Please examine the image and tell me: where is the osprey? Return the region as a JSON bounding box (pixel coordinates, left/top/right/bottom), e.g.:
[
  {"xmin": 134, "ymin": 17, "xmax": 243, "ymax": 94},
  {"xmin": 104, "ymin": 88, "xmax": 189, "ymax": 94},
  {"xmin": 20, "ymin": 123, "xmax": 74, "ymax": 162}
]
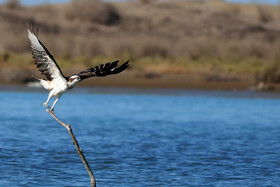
[{"xmin": 27, "ymin": 27, "xmax": 129, "ymax": 112}]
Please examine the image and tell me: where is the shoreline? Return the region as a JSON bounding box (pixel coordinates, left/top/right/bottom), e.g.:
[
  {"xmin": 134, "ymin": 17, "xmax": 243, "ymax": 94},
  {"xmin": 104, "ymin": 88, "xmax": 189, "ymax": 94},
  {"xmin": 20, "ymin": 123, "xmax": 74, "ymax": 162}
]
[
  {"xmin": 70, "ymin": 71, "xmax": 280, "ymax": 92},
  {"xmin": 1, "ymin": 71, "xmax": 280, "ymax": 92},
  {"xmin": 2, "ymin": 83, "xmax": 280, "ymax": 100}
]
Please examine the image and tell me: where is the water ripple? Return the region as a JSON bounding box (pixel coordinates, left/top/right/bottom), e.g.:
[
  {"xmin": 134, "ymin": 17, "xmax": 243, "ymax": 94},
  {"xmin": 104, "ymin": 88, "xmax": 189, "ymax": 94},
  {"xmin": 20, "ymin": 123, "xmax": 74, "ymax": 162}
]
[{"xmin": 0, "ymin": 90, "xmax": 280, "ymax": 186}]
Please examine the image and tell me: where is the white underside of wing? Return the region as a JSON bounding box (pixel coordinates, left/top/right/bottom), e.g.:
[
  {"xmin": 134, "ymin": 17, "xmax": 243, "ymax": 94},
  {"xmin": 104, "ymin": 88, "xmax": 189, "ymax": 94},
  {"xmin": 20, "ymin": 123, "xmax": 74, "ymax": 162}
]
[
  {"xmin": 46, "ymin": 56, "xmax": 65, "ymax": 80},
  {"xmin": 27, "ymin": 29, "xmax": 65, "ymax": 81}
]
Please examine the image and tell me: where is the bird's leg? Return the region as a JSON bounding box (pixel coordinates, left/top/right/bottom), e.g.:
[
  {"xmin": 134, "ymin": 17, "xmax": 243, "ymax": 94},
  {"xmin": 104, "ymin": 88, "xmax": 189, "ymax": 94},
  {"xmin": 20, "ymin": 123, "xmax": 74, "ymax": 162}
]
[
  {"xmin": 50, "ymin": 97, "xmax": 60, "ymax": 113},
  {"xmin": 42, "ymin": 93, "xmax": 52, "ymax": 108}
]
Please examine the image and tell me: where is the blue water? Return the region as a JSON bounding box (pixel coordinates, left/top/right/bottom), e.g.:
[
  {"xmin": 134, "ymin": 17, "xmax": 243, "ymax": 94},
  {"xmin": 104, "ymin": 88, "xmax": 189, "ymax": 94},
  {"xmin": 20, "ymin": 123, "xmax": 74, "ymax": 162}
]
[{"xmin": 0, "ymin": 86, "xmax": 280, "ymax": 186}]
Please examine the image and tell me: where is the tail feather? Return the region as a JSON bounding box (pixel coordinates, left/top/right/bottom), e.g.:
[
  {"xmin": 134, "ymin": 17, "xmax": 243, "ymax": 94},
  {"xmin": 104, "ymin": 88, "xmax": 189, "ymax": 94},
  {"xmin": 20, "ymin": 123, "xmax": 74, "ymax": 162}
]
[
  {"xmin": 40, "ymin": 79, "xmax": 52, "ymax": 90},
  {"xmin": 32, "ymin": 75, "xmax": 40, "ymax": 80}
]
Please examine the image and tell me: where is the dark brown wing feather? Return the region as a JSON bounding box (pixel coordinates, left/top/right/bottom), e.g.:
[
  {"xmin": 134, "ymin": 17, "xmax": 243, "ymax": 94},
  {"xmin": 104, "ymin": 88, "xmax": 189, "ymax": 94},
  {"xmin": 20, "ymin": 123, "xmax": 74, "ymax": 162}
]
[
  {"xmin": 27, "ymin": 26, "xmax": 65, "ymax": 81},
  {"xmin": 78, "ymin": 60, "xmax": 129, "ymax": 80}
]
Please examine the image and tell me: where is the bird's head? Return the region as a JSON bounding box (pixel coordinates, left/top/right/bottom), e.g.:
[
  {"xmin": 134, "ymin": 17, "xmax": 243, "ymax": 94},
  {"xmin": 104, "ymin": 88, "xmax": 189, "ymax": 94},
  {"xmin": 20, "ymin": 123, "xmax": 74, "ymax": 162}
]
[{"xmin": 67, "ymin": 75, "xmax": 81, "ymax": 88}]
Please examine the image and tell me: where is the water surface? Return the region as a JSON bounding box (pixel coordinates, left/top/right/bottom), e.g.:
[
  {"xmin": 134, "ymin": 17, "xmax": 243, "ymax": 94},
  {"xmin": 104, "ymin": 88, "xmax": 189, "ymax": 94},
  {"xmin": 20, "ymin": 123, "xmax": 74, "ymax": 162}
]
[{"xmin": 0, "ymin": 86, "xmax": 280, "ymax": 186}]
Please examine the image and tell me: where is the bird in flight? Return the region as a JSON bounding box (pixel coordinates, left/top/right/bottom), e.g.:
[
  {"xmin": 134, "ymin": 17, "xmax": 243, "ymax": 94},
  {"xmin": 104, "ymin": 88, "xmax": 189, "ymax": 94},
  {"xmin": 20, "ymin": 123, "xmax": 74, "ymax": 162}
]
[{"xmin": 27, "ymin": 27, "xmax": 129, "ymax": 112}]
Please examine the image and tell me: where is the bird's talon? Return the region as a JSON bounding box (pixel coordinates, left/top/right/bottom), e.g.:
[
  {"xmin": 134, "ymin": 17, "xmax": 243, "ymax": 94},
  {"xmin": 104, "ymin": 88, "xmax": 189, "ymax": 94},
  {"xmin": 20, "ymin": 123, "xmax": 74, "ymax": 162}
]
[{"xmin": 42, "ymin": 103, "xmax": 48, "ymax": 108}]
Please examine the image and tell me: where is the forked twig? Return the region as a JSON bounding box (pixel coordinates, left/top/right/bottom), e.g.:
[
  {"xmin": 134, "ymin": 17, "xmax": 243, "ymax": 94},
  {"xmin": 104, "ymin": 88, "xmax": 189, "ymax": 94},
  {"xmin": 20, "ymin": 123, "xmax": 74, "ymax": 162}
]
[{"xmin": 46, "ymin": 109, "xmax": 96, "ymax": 187}]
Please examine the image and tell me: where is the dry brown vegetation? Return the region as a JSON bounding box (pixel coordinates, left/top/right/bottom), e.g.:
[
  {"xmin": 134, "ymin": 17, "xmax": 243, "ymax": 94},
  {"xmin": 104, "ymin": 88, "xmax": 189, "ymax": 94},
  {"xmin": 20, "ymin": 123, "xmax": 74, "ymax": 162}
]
[{"xmin": 0, "ymin": 0, "xmax": 280, "ymax": 89}]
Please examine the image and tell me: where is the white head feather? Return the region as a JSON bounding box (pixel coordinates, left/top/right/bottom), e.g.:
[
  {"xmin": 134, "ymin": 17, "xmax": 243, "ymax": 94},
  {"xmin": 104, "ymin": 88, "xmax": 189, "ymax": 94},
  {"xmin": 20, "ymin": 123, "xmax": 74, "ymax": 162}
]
[{"xmin": 67, "ymin": 75, "xmax": 81, "ymax": 88}]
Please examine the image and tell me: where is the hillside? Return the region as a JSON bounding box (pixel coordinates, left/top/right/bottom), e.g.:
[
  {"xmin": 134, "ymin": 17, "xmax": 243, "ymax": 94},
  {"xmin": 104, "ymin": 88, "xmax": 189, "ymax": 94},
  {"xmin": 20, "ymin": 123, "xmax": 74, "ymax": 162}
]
[{"xmin": 0, "ymin": 0, "xmax": 280, "ymax": 90}]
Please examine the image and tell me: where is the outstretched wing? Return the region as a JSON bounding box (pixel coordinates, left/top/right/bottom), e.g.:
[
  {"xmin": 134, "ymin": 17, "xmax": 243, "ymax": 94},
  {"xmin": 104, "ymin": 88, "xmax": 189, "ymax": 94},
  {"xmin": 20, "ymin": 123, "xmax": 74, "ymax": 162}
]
[
  {"xmin": 27, "ymin": 27, "xmax": 65, "ymax": 81},
  {"xmin": 77, "ymin": 60, "xmax": 129, "ymax": 80}
]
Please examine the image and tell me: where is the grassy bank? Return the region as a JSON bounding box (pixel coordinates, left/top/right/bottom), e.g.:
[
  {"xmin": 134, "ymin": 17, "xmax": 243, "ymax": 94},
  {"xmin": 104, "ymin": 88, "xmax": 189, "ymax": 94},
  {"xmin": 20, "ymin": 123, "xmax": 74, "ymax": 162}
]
[
  {"xmin": 0, "ymin": 51, "xmax": 278, "ymax": 91},
  {"xmin": 0, "ymin": 51, "xmax": 278, "ymax": 78}
]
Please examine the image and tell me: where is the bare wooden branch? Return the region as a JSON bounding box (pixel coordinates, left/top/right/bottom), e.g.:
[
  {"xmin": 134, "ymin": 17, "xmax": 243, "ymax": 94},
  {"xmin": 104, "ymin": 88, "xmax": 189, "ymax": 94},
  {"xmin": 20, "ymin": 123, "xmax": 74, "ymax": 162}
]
[{"xmin": 46, "ymin": 109, "xmax": 96, "ymax": 187}]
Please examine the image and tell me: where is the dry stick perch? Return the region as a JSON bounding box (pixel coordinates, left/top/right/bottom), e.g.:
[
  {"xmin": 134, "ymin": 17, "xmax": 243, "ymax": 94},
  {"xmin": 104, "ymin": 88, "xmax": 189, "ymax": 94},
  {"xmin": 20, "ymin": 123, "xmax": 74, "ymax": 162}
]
[{"xmin": 46, "ymin": 109, "xmax": 96, "ymax": 187}]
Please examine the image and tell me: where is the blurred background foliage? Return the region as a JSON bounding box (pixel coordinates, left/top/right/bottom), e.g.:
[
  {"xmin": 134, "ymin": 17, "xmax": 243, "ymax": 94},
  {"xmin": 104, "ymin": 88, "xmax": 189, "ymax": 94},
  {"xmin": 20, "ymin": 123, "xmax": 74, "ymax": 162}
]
[{"xmin": 0, "ymin": 0, "xmax": 280, "ymax": 88}]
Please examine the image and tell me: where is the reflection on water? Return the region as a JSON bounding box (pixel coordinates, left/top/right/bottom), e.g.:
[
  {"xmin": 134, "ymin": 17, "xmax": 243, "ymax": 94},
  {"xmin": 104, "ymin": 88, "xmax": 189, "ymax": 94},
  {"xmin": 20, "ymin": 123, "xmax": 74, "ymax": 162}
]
[{"xmin": 0, "ymin": 86, "xmax": 280, "ymax": 186}]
